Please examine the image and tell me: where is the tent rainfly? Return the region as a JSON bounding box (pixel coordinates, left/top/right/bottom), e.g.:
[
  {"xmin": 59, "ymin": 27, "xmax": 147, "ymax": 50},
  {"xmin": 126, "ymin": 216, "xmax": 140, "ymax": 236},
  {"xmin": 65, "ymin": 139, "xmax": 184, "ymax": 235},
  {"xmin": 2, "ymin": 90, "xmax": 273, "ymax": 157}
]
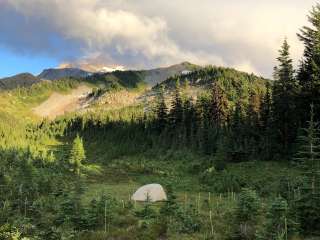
[{"xmin": 131, "ymin": 184, "xmax": 167, "ymax": 202}]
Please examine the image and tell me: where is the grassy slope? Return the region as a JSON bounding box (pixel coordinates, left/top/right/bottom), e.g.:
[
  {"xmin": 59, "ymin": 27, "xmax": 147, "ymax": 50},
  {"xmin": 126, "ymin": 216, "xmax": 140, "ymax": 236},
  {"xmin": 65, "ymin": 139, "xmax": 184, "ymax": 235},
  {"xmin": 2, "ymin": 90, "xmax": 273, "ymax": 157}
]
[
  {"xmin": 0, "ymin": 79, "xmax": 89, "ymax": 150},
  {"xmin": 0, "ymin": 79, "xmax": 82, "ymax": 121}
]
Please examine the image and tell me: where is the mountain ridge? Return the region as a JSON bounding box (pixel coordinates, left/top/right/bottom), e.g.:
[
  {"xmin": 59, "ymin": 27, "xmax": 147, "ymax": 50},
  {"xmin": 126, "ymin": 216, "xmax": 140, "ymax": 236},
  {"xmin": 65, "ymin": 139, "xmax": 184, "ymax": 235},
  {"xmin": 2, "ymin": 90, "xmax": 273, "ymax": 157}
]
[
  {"xmin": 0, "ymin": 62, "xmax": 266, "ymax": 91},
  {"xmin": 38, "ymin": 67, "xmax": 91, "ymax": 80},
  {"xmin": 37, "ymin": 62, "xmax": 201, "ymax": 86},
  {"xmin": 0, "ymin": 73, "xmax": 42, "ymax": 90}
]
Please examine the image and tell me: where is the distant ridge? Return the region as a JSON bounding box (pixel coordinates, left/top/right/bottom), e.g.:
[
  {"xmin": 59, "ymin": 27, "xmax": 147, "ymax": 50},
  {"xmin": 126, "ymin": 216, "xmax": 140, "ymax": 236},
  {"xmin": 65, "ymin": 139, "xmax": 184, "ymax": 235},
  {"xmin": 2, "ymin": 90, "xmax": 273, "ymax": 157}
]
[
  {"xmin": 38, "ymin": 62, "xmax": 201, "ymax": 86},
  {"xmin": 0, "ymin": 73, "xmax": 41, "ymax": 90},
  {"xmin": 0, "ymin": 62, "xmax": 202, "ymax": 91},
  {"xmin": 37, "ymin": 62, "xmax": 200, "ymax": 86},
  {"xmin": 38, "ymin": 68, "xmax": 91, "ymax": 80},
  {"xmin": 142, "ymin": 62, "xmax": 200, "ymax": 86}
]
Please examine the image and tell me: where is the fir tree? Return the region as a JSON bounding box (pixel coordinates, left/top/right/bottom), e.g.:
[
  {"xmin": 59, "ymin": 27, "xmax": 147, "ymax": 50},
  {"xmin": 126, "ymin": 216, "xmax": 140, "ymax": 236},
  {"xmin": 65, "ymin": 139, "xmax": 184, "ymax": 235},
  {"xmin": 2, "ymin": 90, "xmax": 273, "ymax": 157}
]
[
  {"xmin": 294, "ymin": 104, "xmax": 320, "ymax": 235},
  {"xmin": 209, "ymin": 82, "xmax": 227, "ymax": 127},
  {"xmin": 155, "ymin": 86, "xmax": 168, "ymax": 132},
  {"xmin": 246, "ymin": 92, "xmax": 261, "ymax": 157},
  {"xmin": 297, "ymin": 4, "xmax": 320, "ymax": 122},
  {"xmin": 260, "ymin": 83, "xmax": 273, "ymax": 159},
  {"xmin": 160, "ymin": 185, "xmax": 178, "ymax": 217},
  {"xmin": 69, "ymin": 135, "xmax": 86, "ymax": 176},
  {"xmin": 256, "ymin": 197, "xmax": 295, "ymax": 240},
  {"xmin": 234, "ymin": 188, "xmax": 260, "ymax": 239},
  {"xmin": 294, "ymin": 104, "xmax": 320, "ymax": 169},
  {"xmin": 273, "ymin": 39, "xmax": 299, "ymax": 155},
  {"xmin": 183, "ymin": 97, "xmax": 195, "ymax": 145},
  {"xmin": 247, "ymin": 92, "xmax": 260, "ymax": 129},
  {"xmin": 230, "ymin": 103, "xmax": 245, "ymax": 154},
  {"xmin": 170, "ymin": 79, "xmax": 183, "ymax": 127}
]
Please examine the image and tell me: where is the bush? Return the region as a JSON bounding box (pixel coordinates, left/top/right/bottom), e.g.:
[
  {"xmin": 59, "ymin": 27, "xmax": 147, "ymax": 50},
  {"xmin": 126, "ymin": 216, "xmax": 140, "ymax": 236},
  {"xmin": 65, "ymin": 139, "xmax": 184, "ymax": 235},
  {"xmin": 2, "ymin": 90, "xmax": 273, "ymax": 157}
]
[
  {"xmin": 200, "ymin": 169, "xmax": 245, "ymax": 193},
  {"xmin": 232, "ymin": 188, "xmax": 261, "ymax": 240},
  {"xmin": 236, "ymin": 188, "xmax": 260, "ymax": 222},
  {"xmin": 172, "ymin": 206, "xmax": 201, "ymax": 234}
]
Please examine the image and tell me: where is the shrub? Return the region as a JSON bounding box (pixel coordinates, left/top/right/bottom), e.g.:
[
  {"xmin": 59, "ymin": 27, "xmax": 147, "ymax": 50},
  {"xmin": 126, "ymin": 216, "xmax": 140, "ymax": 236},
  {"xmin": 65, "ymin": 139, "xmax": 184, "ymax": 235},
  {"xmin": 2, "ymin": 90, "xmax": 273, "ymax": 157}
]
[
  {"xmin": 200, "ymin": 169, "xmax": 245, "ymax": 193},
  {"xmin": 232, "ymin": 188, "xmax": 261, "ymax": 239},
  {"xmin": 256, "ymin": 196, "xmax": 299, "ymax": 240}
]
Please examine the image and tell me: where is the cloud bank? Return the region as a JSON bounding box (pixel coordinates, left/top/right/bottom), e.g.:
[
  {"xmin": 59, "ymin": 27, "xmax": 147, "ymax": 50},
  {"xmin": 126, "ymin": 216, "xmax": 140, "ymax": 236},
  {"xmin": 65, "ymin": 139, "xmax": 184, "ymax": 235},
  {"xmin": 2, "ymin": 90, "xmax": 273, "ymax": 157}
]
[{"xmin": 0, "ymin": 0, "xmax": 316, "ymax": 76}]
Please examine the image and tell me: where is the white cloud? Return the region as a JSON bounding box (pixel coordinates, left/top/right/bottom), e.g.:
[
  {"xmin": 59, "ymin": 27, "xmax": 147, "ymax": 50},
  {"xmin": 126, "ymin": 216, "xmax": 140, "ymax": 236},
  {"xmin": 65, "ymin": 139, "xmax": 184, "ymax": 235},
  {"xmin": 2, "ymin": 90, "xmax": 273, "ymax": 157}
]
[
  {"xmin": 1, "ymin": 0, "xmax": 317, "ymax": 76},
  {"xmin": 234, "ymin": 62, "xmax": 258, "ymax": 75}
]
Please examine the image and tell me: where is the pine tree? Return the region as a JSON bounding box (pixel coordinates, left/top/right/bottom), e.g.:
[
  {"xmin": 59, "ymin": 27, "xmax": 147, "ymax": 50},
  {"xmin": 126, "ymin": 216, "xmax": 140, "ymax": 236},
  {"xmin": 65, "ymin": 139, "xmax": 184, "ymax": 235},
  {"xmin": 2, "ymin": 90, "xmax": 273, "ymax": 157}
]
[
  {"xmin": 294, "ymin": 104, "xmax": 320, "ymax": 169},
  {"xmin": 294, "ymin": 104, "xmax": 320, "ymax": 235},
  {"xmin": 160, "ymin": 184, "xmax": 178, "ymax": 217},
  {"xmin": 168, "ymin": 79, "xmax": 184, "ymax": 146},
  {"xmin": 256, "ymin": 197, "xmax": 295, "ymax": 240},
  {"xmin": 230, "ymin": 103, "xmax": 245, "ymax": 154},
  {"xmin": 209, "ymin": 82, "xmax": 227, "ymax": 127},
  {"xmin": 246, "ymin": 92, "xmax": 261, "ymax": 157},
  {"xmin": 273, "ymin": 39, "xmax": 299, "ymax": 155},
  {"xmin": 69, "ymin": 135, "xmax": 86, "ymax": 176},
  {"xmin": 183, "ymin": 97, "xmax": 195, "ymax": 145},
  {"xmin": 213, "ymin": 137, "xmax": 228, "ymax": 171},
  {"xmin": 155, "ymin": 85, "xmax": 168, "ymax": 132},
  {"xmin": 297, "ymin": 4, "xmax": 320, "ymax": 122},
  {"xmin": 260, "ymin": 83, "xmax": 273, "ymax": 159},
  {"xmin": 197, "ymin": 95, "xmax": 212, "ymax": 154},
  {"xmin": 247, "ymin": 92, "xmax": 260, "ymax": 128},
  {"xmin": 170, "ymin": 79, "xmax": 183, "ymax": 127},
  {"xmin": 234, "ymin": 188, "xmax": 261, "ymax": 239}
]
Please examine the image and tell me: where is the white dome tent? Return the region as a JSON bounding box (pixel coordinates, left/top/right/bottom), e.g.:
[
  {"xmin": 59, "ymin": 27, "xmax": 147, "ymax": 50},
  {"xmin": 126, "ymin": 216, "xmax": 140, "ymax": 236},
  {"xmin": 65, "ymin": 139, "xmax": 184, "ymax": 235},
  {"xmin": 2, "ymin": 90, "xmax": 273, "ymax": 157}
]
[{"xmin": 131, "ymin": 184, "xmax": 167, "ymax": 202}]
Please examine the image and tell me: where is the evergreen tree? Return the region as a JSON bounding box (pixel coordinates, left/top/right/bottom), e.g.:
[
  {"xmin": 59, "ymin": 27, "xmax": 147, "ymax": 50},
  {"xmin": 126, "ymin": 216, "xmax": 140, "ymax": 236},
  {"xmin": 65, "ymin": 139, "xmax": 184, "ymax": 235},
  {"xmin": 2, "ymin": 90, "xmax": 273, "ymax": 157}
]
[
  {"xmin": 246, "ymin": 92, "xmax": 261, "ymax": 157},
  {"xmin": 294, "ymin": 104, "xmax": 320, "ymax": 169},
  {"xmin": 85, "ymin": 198, "xmax": 100, "ymax": 229},
  {"xmin": 256, "ymin": 197, "xmax": 295, "ymax": 240},
  {"xmin": 247, "ymin": 92, "xmax": 260, "ymax": 129},
  {"xmin": 69, "ymin": 135, "xmax": 86, "ymax": 176},
  {"xmin": 294, "ymin": 104, "xmax": 320, "ymax": 235},
  {"xmin": 234, "ymin": 188, "xmax": 260, "ymax": 239},
  {"xmin": 260, "ymin": 83, "xmax": 273, "ymax": 159},
  {"xmin": 170, "ymin": 79, "xmax": 183, "ymax": 127},
  {"xmin": 230, "ymin": 103, "xmax": 246, "ymax": 157},
  {"xmin": 197, "ymin": 96, "xmax": 212, "ymax": 154},
  {"xmin": 183, "ymin": 97, "xmax": 195, "ymax": 145},
  {"xmin": 155, "ymin": 86, "xmax": 168, "ymax": 132},
  {"xmin": 213, "ymin": 137, "xmax": 228, "ymax": 171},
  {"xmin": 273, "ymin": 39, "xmax": 299, "ymax": 155},
  {"xmin": 209, "ymin": 82, "xmax": 227, "ymax": 127},
  {"xmin": 160, "ymin": 185, "xmax": 178, "ymax": 217},
  {"xmin": 297, "ymin": 4, "xmax": 320, "ymax": 122}
]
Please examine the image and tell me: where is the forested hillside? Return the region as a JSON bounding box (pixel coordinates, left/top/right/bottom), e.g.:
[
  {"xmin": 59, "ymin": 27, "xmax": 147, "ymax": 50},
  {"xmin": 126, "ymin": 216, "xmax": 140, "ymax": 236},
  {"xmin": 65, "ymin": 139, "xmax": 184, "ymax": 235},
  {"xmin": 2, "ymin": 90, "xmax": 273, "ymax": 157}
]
[
  {"xmin": 0, "ymin": 73, "xmax": 42, "ymax": 90},
  {"xmin": 1, "ymin": 3, "xmax": 320, "ymax": 240}
]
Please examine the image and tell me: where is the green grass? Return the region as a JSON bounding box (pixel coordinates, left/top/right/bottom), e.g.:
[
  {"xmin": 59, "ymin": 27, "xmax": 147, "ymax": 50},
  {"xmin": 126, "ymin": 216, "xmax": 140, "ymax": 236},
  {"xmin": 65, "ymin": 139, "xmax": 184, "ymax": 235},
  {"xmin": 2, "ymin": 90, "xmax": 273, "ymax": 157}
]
[
  {"xmin": 81, "ymin": 153, "xmax": 300, "ymax": 205},
  {"xmin": 0, "ymin": 79, "xmax": 83, "ymax": 122},
  {"xmin": 80, "ymin": 158, "xmax": 239, "ymax": 239},
  {"xmin": 77, "ymin": 155, "xmax": 302, "ymax": 239}
]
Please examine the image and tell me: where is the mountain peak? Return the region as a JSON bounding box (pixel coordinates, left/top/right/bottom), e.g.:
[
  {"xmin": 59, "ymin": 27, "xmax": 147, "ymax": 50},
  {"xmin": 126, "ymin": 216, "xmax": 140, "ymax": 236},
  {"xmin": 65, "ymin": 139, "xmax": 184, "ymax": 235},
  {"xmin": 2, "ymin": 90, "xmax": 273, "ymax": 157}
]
[
  {"xmin": 0, "ymin": 72, "xmax": 41, "ymax": 90},
  {"xmin": 38, "ymin": 68, "xmax": 91, "ymax": 80}
]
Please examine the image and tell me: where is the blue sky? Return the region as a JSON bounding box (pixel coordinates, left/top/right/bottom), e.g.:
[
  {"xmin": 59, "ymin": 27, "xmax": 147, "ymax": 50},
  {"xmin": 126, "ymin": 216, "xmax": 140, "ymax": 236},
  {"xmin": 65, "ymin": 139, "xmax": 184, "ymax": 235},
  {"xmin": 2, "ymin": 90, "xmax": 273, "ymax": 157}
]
[
  {"xmin": 0, "ymin": 0, "xmax": 317, "ymax": 78},
  {"xmin": 0, "ymin": 47, "xmax": 58, "ymax": 78}
]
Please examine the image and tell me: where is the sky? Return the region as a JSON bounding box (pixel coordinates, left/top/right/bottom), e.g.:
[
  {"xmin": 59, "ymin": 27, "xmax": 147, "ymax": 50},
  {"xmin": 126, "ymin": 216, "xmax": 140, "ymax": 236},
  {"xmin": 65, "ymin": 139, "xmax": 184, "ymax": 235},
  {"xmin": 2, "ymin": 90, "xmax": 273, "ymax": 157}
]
[{"xmin": 0, "ymin": 0, "xmax": 317, "ymax": 78}]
